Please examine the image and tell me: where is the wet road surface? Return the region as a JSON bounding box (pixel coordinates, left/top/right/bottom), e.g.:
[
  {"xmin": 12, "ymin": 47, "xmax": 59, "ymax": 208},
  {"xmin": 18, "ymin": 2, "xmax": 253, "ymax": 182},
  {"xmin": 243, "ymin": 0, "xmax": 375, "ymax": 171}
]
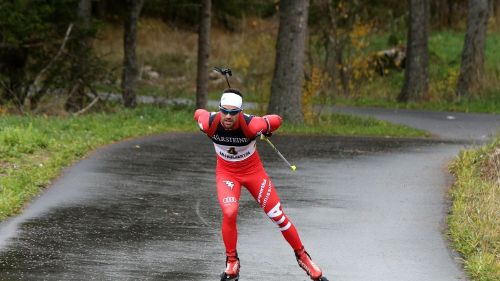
[
  {"xmin": 330, "ymin": 106, "xmax": 500, "ymax": 142},
  {"xmin": 0, "ymin": 108, "xmax": 498, "ymax": 281}
]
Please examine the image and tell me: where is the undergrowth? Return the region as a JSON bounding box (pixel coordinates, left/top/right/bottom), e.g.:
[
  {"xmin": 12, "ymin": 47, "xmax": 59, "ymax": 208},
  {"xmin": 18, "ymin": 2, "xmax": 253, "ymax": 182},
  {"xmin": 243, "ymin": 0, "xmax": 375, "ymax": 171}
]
[{"xmin": 448, "ymin": 135, "xmax": 500, "ymax": 281}]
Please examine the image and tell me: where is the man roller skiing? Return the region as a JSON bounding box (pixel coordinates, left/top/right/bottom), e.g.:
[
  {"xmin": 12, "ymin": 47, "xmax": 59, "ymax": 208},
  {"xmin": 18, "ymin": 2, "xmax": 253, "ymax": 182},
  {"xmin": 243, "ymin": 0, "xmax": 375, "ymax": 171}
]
[{"xmin": 194, "ymin": 88, "xmax": 329, "ymax": 281}]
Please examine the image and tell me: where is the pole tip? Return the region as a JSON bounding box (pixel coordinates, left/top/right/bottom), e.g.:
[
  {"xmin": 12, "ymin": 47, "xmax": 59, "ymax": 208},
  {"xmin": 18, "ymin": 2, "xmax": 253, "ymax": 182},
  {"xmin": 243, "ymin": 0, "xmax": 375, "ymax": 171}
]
[{"xmin": 290, "ymin": 165, "xmax": 297, "ymax": 171}]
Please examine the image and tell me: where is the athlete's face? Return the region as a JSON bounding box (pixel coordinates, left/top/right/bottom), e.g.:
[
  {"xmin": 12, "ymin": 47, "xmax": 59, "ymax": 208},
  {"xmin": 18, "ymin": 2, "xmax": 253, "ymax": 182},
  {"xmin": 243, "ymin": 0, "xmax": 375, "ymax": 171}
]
[{"xmin": 220, "ymin": 105, "xmax": 241, "ymax": 130}]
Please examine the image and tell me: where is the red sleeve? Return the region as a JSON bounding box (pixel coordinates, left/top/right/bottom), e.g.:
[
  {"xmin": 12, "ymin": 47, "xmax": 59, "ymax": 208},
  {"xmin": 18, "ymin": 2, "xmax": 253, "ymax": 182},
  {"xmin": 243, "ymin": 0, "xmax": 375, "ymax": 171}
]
[
  {"xmin": 247, "ymin": 114, "xmax": 282, "ymax": 136},
  {"xmin": 194, "ymin": 109, "xmax": 210, "ymax": 133},
  {"xmin": 263, "ymin": 114, "xmax": 282, "ymax": 132}
]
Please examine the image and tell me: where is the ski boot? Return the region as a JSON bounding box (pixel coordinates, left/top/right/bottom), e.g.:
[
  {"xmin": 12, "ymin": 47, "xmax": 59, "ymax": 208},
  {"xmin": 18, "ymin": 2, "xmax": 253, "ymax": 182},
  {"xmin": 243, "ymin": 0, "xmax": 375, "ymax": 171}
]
[
  {"xmin": 295, "ymin": 247, "xmax": 329, "ymax": 281},
  {"xmin": 220, "ymin": 253, "xmax": 240, "ymax": 281}
]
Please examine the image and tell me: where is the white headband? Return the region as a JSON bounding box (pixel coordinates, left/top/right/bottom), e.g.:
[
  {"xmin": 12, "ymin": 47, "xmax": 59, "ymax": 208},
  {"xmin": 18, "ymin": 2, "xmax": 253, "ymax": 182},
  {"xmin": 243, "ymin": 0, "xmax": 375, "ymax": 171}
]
[{"xmin": 220, "ymin": 92, "xmax": 242, "ymax": 108}]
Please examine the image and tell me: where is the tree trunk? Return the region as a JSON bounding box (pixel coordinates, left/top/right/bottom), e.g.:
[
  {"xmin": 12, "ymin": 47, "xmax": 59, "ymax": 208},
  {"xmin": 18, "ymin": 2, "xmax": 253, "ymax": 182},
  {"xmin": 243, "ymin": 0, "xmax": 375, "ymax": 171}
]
[
  {"xmin": 268, "ymin": 0, "xmax": 309, "ymax": 123},
  {"xmin": 398, "ymin": 0, "xmax": 429, "ymax": 102},
  {"xmin": 196, "ymin": 0, "xmax": 211, "ymax": 109},
  {"xmin": 456, "ymin": 0, "xmax": 489, "ymax": 97},
  {"xmin": 122, "ymin": 0, "xmax": 144, "ymax": 108}
]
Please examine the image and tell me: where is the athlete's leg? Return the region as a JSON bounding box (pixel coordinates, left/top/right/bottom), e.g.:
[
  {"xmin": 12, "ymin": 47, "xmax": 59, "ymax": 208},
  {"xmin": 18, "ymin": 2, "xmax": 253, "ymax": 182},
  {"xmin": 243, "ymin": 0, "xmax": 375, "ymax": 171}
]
[
  {"xmin": 242, "ymin": 170, "xmax": 303, "ymax": 251},
  {"xmin": 243, "ymin": 171, "xmax": 327, "ymax": 280},
  {"xmin": 216, "ymin": 173, "xmax": 242, "ymax": 256}
]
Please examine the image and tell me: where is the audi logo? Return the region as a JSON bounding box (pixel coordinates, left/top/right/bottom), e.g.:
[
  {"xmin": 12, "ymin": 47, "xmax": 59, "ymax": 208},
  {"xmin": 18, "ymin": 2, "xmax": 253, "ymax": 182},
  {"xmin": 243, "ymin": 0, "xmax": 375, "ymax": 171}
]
[{"xmin": 223, "ymin": 197, "xmax": 237, "ymax": 204}]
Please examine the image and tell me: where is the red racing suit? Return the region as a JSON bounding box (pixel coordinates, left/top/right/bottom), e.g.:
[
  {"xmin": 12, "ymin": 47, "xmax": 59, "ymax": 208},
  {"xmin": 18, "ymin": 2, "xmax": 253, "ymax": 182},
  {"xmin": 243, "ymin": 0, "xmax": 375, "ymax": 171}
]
[{"xmin": 194, "ymin": 109, "xmax": 304, "ymax": 256}]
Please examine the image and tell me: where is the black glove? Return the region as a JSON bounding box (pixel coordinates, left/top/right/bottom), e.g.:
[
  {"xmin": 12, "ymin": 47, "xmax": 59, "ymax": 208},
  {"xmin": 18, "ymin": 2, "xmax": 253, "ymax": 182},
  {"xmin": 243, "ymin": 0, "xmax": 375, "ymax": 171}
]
[
  {"xmin": 263, "ymin": 131, "xmax": 272, "ymax": 137},
  {"xmin": 257, "ymin": 131, "xmax": 272, "ymax": 138}
]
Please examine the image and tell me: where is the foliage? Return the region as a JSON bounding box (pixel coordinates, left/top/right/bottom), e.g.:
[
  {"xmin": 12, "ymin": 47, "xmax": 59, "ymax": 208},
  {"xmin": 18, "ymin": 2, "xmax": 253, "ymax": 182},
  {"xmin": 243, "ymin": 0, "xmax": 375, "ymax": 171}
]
[
  {"xmin": 309, "ymin": 0, "xmax": 407, "ymax": 30},
  {"xmin": 93, "ymin": 17, "xmax": 279, "ymax": 104},
  {"xmin": 227, "ymin": 29, "xmax": 276, "ymax": 110},
  {"xmin": 0, "ymin": 0, "xmax": 108, "ymax": 112},
  {"xmin": 138, "ymin": 0, "xmax": 277, "ymax": 29},
  {"xmin": 0, "ymin": 1, "xmax": 56, "ymax": 45},
  {"xmin": 0, "ymin": 0, "xmax": 62, "ymax": 107},
  {"xmin": 430, "ymin": 0, "xmax": 468, "ymax": 29},
  {"xmin": 1, "ymin": 0, "xmax": 497, "ymax": 114},
  {"xmin": 302, "ymin": 67, "xmax": 329, "ymax": 124},
  {"xmin": 344, "ymin": 20, "xmax": 379, "ymax": 92},
  {"xmin": 92, "ymin": 16, "xmax": 500, "ymax": 114},
  {"xmin": 449, "ymin": 135, "xmax": 500, "ymax": 281},
  {"xmin": 308, "ymin": 0, "xmax": 382, "ymax": 102},
  {"xmin": 332, "ymin": 30, "xmax": 500, "ymax": 113}
]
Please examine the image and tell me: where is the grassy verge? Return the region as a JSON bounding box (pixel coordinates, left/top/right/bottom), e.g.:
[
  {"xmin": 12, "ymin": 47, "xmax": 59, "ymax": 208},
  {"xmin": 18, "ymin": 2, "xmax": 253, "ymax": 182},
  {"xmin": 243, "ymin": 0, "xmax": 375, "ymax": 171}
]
[
  {"xmin": 281, "ymin": 113, "xmax": 428, "ymax": 138},
  {"xmin": 448, "ymin": 135, "xmax": 500, "ymax": 281},
  {"xmin": 334, "ymin": 91, "xmax": 500, "ymax": 114},
  {"xmin": 0, "ymin": 106, "xmax": 427, "ymax": 221},
  {"xmin": 0, "ymin": 106, "xmax": 195, "ymax": 221}
]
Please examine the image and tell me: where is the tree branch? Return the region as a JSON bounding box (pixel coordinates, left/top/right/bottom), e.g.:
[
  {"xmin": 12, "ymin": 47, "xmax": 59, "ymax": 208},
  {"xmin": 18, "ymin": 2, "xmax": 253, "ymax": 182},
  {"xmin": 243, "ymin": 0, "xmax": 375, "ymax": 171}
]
[
  {"xmin": 25, "ymin": 23, "xmax": 74, "ymax": 102},
  {"xmin": 73, "ymin": 95, "xmax": 99, "ymax": 116}
]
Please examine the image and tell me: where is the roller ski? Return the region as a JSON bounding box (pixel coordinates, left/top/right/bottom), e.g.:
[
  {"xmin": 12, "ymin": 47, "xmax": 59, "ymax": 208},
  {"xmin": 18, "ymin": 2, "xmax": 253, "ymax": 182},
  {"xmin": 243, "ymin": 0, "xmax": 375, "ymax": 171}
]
[
  {"xmin": 220, "ymin": 253, "xmax": 240, "ymax": 281},
  {"xmin": 295, "ymin": 247, "xmax": 329, "ymax": 281}
]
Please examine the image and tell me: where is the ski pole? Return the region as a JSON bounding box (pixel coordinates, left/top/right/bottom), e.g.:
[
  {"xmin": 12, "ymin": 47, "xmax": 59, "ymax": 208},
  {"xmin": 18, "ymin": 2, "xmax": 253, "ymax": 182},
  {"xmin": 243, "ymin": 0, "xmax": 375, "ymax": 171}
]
[
  {"xmin": 260, "ymin": 134, "xmax": 297, "ymax": 171},
  {"xmin": 213, "ymin": 67, "xmax": 232, "ymax": 88}
]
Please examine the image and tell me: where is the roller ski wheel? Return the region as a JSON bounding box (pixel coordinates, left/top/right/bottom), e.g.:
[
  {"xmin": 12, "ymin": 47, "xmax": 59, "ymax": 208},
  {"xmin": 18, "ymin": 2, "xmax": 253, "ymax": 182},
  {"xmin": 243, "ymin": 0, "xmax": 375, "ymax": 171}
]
[
  {"xmin": 220, "ymin": 254, "xmax": 240, "ymax": 281},
  {"xmin": 295, "ymin": 247, "xmax": 325, "ymax": 281},
  {"xmin": 220, "ymin": 272, "xmax": 239, "ymax": 281},
  {"xmin": 310, "ymin": 275, "xmax": 329, "ymax": 281}
]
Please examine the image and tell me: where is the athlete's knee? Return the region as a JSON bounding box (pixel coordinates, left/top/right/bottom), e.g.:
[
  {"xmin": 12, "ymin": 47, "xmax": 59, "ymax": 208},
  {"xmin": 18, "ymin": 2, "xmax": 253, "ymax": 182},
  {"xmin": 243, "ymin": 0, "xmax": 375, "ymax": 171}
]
[
  {"xmin": 222, "ymin": 204, "xmax": 239, "ymax": 223},
  {"xmin": 266, "ymin": 202, "xmax": 292, "ymax": 231}
]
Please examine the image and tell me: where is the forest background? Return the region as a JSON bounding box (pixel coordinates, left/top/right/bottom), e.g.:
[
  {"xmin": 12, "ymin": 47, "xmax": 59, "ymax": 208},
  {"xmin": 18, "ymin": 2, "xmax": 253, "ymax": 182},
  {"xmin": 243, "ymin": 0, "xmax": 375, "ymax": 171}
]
[
  {"xmin": 1, "ymin": 0, "xmax": 499, "ymax": 118},
  {"xmin": 0, "ymin": 1, "xmax": 499, "ymax": 280}
]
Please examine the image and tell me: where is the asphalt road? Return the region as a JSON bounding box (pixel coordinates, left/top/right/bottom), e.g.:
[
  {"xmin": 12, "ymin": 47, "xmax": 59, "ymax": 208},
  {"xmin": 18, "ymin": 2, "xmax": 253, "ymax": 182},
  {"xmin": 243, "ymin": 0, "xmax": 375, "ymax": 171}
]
[
  {"xmin": 330, "ymin": 106, "xmax": 500, "ymax": 143},
  {"xmin": 0, "ymin": 108, "xmax": 498, "ymax": 281}
]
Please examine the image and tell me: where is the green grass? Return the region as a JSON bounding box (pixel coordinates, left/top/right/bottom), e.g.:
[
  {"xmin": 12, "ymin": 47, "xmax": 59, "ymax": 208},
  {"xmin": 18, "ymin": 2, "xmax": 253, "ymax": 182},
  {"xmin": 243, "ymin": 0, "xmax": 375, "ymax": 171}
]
[
  {"xmin": 0, "ymin": 106, "xmax": 428, "ymax": 221},
  {"xmin": 281, "ymin": 113, "xmax": 428, "ymax": 138},
  {"xmin": 0, "ymin": 106, "xmax": 195, "ymax": 221},
  {"xmin": 448, "ymin": 135, "xmax": 500, "ymax": 281},
  {"xmin": 334, "ymin": 91, "xmax": 500, "ymax": 114}
]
